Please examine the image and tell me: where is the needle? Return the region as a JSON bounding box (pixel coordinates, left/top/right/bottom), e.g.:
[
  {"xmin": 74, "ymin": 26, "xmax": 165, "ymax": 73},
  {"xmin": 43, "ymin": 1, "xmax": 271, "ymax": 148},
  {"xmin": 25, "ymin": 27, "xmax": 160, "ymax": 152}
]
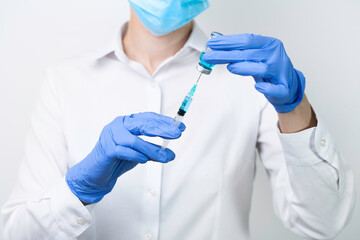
[{"xmin": 196, "ymin": 72, "xmax": 203, "ymax": 83}]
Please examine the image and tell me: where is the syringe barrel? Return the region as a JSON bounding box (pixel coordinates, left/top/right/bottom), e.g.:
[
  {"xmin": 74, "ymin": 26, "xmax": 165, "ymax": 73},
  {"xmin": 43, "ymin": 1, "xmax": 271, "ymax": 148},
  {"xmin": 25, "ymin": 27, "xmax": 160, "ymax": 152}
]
[
  {"xmin": 179, "ymin": 95, "xmax": 193, "ymax": 113},
  {"xmin": 161, "ymin": 114, "xmax": 184, "ymax": 150}
]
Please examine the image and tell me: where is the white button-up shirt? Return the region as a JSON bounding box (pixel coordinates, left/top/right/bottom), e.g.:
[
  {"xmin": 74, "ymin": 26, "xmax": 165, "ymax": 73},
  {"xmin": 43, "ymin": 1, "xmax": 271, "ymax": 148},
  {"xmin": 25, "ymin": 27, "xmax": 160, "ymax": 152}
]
[{"xmin": 1, "ymin": 22, "xmax": 355, "ymax": 240}]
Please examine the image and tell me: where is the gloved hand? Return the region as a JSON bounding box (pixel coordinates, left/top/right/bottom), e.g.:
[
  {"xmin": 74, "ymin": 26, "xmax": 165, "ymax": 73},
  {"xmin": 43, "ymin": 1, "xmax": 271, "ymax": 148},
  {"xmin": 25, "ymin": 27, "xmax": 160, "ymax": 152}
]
[
  {"xmin": 66, "ymin": 112, "xmax": 185, "ymax": 204},
  {"xmin": 203, "ymin": 34, "xmax": 306, "ymax": 113}
]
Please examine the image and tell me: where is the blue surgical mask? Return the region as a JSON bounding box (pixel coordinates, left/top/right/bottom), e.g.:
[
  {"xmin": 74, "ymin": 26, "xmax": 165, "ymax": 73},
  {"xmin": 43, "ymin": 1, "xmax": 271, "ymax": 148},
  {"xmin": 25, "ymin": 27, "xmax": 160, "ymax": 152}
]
[{"xmin": 128, "ymin": 0, "xmax": 210, "ymax": 36}]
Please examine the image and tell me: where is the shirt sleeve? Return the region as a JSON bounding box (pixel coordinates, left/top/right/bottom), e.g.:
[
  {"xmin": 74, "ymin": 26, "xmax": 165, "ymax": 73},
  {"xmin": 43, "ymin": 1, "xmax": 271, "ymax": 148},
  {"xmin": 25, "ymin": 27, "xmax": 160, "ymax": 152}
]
[
  {"xmin": 257, "ymin": 102, "xmax": 355, "ymax": 240},
  {"xmin": 1, "ymin": 68, "xmax": 92, "ymax": 240}
]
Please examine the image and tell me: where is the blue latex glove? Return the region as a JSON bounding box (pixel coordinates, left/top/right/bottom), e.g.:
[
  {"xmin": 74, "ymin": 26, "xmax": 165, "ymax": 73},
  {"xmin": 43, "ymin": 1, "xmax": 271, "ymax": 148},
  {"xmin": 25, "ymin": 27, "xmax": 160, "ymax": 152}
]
[
  {"xmin": 203, "ymin": 34, "xmax": 306, "ymax": 113},
  {"xmin": 66, "ymin": 112, "xmax": 186, "ymax": 204}
]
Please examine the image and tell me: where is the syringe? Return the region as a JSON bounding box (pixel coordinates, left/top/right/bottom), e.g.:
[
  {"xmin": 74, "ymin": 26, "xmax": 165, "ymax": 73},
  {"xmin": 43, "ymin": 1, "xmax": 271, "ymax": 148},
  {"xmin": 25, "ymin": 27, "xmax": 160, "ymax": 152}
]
[
  {"xmin": 161, "ymin": 77, "xmax": 199, "ymax": 150},
  {"xmin": 160, "ymin": 31, "xmax": 223, "ymax": 150}
]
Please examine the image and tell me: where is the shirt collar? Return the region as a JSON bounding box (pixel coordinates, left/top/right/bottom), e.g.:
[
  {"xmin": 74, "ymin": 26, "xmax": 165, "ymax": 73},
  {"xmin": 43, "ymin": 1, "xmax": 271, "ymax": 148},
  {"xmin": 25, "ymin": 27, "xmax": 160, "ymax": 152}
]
[{"xmin": 95, "ymin": 21, "xmax": 208, "ymax": 61}]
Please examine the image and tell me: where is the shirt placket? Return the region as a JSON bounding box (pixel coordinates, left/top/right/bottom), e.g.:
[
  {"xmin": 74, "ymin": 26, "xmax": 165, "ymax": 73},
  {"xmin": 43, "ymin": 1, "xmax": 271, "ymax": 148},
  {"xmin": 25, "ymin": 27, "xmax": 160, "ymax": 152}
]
[
  {"xmin": 115, "ymin": 48, "xmax": 187, "ymax": 240},
  {"xmin": 141, "ymin": 74, "xmax": 163, "ymax": 240}
]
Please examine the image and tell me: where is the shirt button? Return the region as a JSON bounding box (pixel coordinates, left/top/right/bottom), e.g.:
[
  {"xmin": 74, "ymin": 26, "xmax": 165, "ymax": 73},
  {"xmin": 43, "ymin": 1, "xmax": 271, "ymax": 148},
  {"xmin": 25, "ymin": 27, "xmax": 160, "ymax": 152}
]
[
  {"xmin": 320, "ymin": 138, "xmax": 326, "ymax": 147},
  {"xmin": 148, "ymin": 189, "xmax": 157, "ymax": 197},
  {"xmin": 145, "ymin": 232, "xmax": 153, "ymax": 240},
  {"xmin": 151, "ymin": 81, "xmax": 156, "ymax": 88},
  {"xmin": 77, "ymin": 217, "xmax": 85, "ymax": 225}
]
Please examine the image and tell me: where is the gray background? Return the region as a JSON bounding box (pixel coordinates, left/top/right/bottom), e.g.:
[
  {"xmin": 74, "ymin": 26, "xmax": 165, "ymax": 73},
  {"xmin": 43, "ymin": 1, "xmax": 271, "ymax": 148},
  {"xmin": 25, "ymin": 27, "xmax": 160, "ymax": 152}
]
[{"xmin": 0, "ymin": 0, "xmax": 359, "ymax": 239}]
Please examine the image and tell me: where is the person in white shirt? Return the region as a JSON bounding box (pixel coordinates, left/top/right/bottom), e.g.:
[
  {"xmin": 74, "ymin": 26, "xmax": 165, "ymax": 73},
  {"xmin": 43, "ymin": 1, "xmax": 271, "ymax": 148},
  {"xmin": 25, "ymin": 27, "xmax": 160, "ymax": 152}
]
[{"xmin": 1, "ymin": 1, "xmax": 355, "ymax": 239}]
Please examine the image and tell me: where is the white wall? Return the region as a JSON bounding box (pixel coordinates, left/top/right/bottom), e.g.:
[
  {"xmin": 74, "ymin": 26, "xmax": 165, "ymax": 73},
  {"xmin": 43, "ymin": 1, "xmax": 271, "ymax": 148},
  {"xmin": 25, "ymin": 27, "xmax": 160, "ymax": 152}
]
[{"xmin": 0, "ymin": 0, "xmax": 359, "ymax": 239}]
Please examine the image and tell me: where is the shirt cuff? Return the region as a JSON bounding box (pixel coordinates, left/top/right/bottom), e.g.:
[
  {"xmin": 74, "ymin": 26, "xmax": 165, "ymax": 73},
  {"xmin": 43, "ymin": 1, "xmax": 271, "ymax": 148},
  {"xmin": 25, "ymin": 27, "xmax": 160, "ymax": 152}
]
[
  {"xmin": 45, "ymin": 177, "xmax": 93, "ymax": 238},
  {"xmin": 278, "ymin": 120, "xmax": 335, "ymax": 166}
]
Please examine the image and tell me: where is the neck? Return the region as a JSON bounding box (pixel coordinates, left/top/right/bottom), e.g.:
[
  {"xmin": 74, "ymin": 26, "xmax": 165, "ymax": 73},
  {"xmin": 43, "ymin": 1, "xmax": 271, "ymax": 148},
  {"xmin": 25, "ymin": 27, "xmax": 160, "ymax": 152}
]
[{"xmin": 123, "ymin": 9, "xmax": 193, "ymax": 75}]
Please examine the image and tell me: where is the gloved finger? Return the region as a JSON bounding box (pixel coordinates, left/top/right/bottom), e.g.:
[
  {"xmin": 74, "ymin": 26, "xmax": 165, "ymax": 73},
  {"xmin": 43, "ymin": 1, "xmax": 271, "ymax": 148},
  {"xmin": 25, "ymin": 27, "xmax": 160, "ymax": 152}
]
[
  {"xmin": 226, "ymin": 62, "xmax": 271, "ymax": 78},
  {"xmin": 153, "ymin": 147, "xmax": 175, "ymax": 163},
  {"xmin": 254, "ymin": 82, "xmax": 289, "ymax": 99},
  {"xmin": 207, "ymin": 34, "xmax": 275, "ymax": 50},
  {"xmin": 113, "ymin": 145, "xmax": 149, "ymax": 164},
  {"xmin": 127, "ymin": 112, "xmax": 186, "ymax": 132},
  {"xmin": 126, "ymin": 118, "xmax": 183, "ymax": 139},
  {"xmin": 129, "ymin": 136, "xmax": 176, "ymax": 163},
  {"xmin": 124, "ymin": 113, "xmax": 185, "ymax": 139},
  {"xmin": 132, "ymin": 112, "xmax": 186, "ymax": 131},
  {"xmin": 202, "ymin": 49, "xmax": 268, "ymax": 64}
]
